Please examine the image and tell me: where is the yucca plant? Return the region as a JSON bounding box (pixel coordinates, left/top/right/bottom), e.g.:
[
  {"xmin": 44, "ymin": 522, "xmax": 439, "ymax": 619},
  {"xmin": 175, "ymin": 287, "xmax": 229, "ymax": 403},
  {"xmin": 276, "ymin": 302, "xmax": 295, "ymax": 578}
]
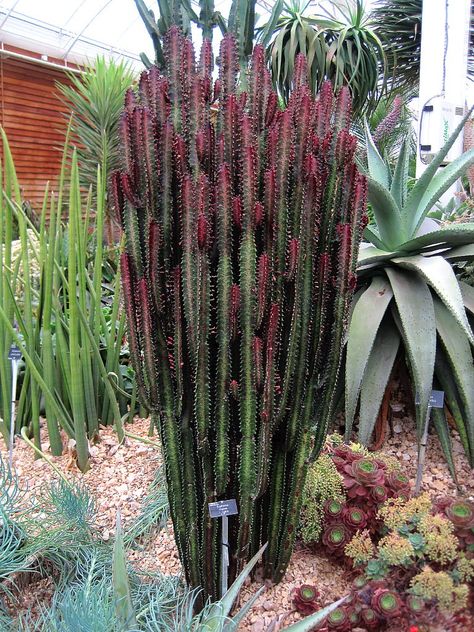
[
  {"xmin": 113, "ymin": 26, "xmax": 365, "ymax": 603},
  {"xmin": 259, "ymin": 0, "xmax": 387, "ymax": 116},
  {"xmin": 345, "ymin": 111, "xmax": 474, "ymax": 470},
  {"xmin": 0, "ymin": 131, "xmax": 128, "ymax": 471}
]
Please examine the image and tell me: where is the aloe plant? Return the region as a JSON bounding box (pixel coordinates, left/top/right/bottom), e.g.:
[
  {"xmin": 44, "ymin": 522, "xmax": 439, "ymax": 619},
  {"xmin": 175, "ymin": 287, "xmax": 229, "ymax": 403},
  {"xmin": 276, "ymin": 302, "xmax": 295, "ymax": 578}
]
[
  {"xmin": 345, "ymin": 110, "xmax": 474, "ymax": 470},
  {"xmin": 114, "ymin": 26, "xmax": 365, "ymax": 603}
]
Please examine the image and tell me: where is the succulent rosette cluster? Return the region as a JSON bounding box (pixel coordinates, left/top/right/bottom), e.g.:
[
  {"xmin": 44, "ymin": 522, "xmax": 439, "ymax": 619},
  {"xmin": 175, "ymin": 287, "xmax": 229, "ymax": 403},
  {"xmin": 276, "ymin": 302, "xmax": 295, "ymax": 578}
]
[
  {"xmin": 321, "ymin": 444, "xmax": 412, "ymax": 556},
  {"xmin": 440, "ymin": 498, "xmax": 474, "ymax": 551},
  {"xmin": 292, "ymin": 584, "xmax": 321, "ymax": 615}
]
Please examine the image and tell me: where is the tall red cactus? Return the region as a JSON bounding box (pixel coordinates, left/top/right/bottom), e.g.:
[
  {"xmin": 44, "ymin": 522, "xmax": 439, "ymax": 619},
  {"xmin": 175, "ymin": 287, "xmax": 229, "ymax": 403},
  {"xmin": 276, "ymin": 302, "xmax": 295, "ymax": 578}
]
[{"xmin": 113, "ymin": 27, "xmax": 366, "ymax": 604}]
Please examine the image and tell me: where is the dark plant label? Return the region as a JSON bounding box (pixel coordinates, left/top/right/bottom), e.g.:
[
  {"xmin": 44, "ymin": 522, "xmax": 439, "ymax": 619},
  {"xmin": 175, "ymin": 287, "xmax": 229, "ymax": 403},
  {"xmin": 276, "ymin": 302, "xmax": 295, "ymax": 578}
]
[
  {"xmin": 208, "ymin": 499, "xmax": 238, "ymax": 518},
  {"xmin": 415, "ymin": 389, "xmax": 444, "ymax": 408},
  {"xmin": 8, "ymin": 346, "xmax": 21, "ymax": 361}
]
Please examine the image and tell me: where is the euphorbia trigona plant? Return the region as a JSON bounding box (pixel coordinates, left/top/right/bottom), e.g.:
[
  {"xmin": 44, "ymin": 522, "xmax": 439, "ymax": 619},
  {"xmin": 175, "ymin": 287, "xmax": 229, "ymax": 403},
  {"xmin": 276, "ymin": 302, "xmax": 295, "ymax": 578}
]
[{"xmin": 112, "ymin": 26, "xmax": 366, "ymax": 603}]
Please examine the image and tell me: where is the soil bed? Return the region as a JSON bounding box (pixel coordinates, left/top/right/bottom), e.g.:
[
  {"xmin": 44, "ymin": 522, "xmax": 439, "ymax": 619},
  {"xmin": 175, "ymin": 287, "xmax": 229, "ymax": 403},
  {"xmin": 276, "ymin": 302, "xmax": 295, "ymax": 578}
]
[{"xmin": 2, "ymin": 414, "xmax": 473, "ymax": 631}]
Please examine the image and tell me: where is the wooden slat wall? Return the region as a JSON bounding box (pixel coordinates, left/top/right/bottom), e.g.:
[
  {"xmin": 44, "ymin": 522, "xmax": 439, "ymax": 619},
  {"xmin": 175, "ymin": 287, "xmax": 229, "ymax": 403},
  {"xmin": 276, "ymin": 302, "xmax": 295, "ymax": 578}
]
[{"xmin": 0, "ymin": 52, "xmax": 73, "ymax": 211}]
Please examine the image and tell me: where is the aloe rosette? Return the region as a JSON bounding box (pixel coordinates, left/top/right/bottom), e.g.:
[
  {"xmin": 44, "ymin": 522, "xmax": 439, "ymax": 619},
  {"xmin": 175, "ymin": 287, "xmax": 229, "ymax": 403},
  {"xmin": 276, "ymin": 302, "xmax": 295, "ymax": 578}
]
[
  {"xmin": 114, "ymin": 28, "xmax": 365, "ymax": 602},
  {"xmin": 345, "ymin": 110, "xmax": 474, "ymax": 469}
]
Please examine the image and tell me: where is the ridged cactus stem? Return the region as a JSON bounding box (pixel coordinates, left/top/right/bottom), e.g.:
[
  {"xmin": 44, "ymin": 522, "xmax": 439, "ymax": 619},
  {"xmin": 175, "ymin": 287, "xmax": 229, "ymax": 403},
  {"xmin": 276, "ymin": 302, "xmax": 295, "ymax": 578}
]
[{"xmin": 115, "ymin": 30, "xmax": 365, "ymax": 606}]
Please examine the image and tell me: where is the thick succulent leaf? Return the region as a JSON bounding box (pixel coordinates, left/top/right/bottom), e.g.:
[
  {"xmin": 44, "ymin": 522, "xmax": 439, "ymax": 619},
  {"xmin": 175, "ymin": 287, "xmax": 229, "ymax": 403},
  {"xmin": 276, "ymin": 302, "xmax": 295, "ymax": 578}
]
[
  {"xmin": 365, "ymin": 121, "xmax": 389, "ymax": 188},
  {"xmin": 460, "ymin": 281, "xmax": 474, "ymax": 315},
  {"xmin": 367, "ymin": 179, "xmax": 405, "ymax": 250},
  {"xmin": 434, "ymin": 298, "xmax": 474, "ymax": 465},
  {"xmin": 358, "ymin": 319, "xmax": 400, "ymax": 445},
  {"xmin": 390, "ymin": 138, "xmax": 409, "ymax": 209},
  {"xmin": 403, "ymin": 106, "xmax": 474, "ymax": 232},
  {"xmin": 259, "ymin": 0, "xmax": 284, "ymax": 47},
  {"xmin": 386, "ymin": 268, "xmax": 435, "ymax": 439},
  {"xmin": 281, "ymin": 596, "xmax": 350, "ymax": 632},
  {"xmin": 362, "ymin": 225, "xmax": 387, "ymax": 250},
  {"xmin": 431, "ymin": 407, "xmax": 457, "ymax": 482},
  {"xmin": 396, "ymin": 223, "xmax": 474, "ymax": 254},
  {"xmin": 345, "ymin": 277, "xmax": 393, "ymax": 439},
  {"xmin": 444, "ymin": 244, "xmax": 474, "ymax": 261},
  {"xmin": 357, "ymin": 244, "xmax": 394, "ymax": 268},
  {"xmin": 435, "ymin": 350, "xmax": 471, "ymax": 458},
  {"xmin": 410, "ymin": 149, "xmax": 474, "ymax": 235},
  {"xmin": 392, "ymin": 255, "xmax": 474, "ymax": 345}
]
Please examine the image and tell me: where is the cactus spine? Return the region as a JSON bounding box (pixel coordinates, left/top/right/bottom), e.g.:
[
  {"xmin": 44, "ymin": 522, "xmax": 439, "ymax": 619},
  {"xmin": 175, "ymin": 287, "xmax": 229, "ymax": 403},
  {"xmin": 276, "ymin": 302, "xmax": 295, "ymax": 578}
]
[{"xmin": 114, "ymin": 27, "xmax": 366, "ymax": 604}]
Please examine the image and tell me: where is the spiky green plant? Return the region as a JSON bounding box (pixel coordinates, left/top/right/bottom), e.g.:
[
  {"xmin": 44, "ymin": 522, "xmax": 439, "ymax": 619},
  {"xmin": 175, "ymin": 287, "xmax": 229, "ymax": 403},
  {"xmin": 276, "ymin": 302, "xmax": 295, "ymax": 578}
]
[
  {"xmin": 259, "ymin": 0, "xmax": 387, "ymax": 116},
  {"xmin": 345, "ymin": 111, "xmax": 474, "ymax": 470},
  {"xmin": 113, "ymin": 26, "xmax": 365, "ymax": 603}
]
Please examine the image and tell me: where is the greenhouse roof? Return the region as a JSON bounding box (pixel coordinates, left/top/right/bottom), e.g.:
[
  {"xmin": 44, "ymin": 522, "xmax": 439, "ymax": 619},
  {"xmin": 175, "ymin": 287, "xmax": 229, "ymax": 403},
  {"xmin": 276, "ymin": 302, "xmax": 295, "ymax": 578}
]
[{"xmin": 0, "ymin": 0, "xmax": 244, "ymax": 69}]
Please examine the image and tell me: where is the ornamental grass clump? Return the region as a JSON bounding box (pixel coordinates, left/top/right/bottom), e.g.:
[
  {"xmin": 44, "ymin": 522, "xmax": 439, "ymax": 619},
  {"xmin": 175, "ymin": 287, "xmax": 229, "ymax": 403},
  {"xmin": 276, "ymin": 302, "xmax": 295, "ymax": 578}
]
[{"xmin": 113, "ymin": 26, "xmax": 366, "ymax": 602}]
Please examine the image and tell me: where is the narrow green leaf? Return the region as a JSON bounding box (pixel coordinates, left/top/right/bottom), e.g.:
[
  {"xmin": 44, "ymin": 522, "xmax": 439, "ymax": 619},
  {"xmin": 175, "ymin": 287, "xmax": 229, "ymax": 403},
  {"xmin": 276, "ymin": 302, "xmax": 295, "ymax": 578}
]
[
  {"xmin": 434, "ymin": 298, "xmax": 474, "ymax": 465},
  {"xmin": 431, "ymin": 407, "xmax": 457, "ymax": 482},
  {"xmin": 366, "ymin": 178, "xmax": 404, "ymax": 250},
  {"xmin": 410, "ymin": 149, "xmax": 474, "ymax": 235},
  {"xmin": 404, "ymin": 106, "xmax": 474, "ymax": 231},
  {"xmin": 365, "ymin": 121, "xmax": 389, "ymax": 189},
  {"xmin": 113, "ymin": 511, "xmax": 137, "ymax": 631}
]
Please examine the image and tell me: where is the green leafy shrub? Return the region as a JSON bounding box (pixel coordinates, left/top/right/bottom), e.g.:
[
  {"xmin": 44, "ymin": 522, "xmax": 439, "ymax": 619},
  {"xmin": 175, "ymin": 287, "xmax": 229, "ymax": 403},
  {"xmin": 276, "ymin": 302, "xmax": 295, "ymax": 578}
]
[{"xmin": 299, "ymin": 453, "xmax": 344, "ymax": 545}]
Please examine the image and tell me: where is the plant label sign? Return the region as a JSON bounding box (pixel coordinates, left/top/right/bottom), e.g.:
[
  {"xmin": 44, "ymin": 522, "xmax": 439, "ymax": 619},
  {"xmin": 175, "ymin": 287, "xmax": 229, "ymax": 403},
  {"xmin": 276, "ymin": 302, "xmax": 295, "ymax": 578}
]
[
  {"xmin": 8, "ymin": 345, "xmax": 21, "ymax": 361},
  {"xmin": 415, "ymin": 390, "xmax": 444, "ymax": 409},
  {"xmin": 208, "ymin": 499, "xmax": 238, "ymax": 518}
]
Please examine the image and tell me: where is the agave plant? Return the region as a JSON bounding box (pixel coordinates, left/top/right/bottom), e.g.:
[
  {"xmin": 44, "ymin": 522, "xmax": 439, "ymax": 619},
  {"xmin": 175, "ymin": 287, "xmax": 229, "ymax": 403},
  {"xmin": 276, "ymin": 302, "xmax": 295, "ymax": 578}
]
[
  {"xmin": 260, "ymin": 0, "xmax": 387, "ymax": 116},
  {"xmin": 113, "ymin": 25, "xmax": 365, "ymax": 603},
  {"xmin": 345, "ymin": 110, "xmax": 474, "ymax": 468}
]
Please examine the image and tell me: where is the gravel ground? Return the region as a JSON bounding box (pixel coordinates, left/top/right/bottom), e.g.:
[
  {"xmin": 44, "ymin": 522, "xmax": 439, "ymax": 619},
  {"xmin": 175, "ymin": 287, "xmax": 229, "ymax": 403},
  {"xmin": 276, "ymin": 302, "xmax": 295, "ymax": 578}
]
[{"xmin": 1, "ymin": 413, "xmax": 473, "ymax": 631}]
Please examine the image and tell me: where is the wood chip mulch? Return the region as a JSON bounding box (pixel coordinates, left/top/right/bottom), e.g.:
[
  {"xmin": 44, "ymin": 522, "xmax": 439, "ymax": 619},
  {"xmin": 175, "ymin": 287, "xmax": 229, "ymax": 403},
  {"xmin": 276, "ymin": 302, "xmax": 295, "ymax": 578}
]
[{"xmin": 1, "ymin": 414, "xmax": 473, "ymax": 631}]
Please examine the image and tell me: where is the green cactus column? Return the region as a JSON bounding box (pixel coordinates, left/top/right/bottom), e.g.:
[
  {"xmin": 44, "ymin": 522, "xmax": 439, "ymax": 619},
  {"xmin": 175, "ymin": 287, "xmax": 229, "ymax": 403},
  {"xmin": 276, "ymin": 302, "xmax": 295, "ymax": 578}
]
[{"xmin": 114, "ymin": 27, "xmax": 366, "ymax": 605}]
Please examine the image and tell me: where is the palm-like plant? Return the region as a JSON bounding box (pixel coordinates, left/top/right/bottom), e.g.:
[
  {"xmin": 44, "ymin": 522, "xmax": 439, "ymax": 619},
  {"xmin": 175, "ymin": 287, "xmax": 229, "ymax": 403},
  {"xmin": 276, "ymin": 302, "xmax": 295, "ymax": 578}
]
[
  {"xmin": 345, "ymin": 110, "xmax": 474, "ymax": 469},
  {"xmin": 58, "ymin": 57, "xmax": 135, "ymax": 214},
  {"xmin": 260, "ymin": 0, "xmax": 387, "ymax": 116}
]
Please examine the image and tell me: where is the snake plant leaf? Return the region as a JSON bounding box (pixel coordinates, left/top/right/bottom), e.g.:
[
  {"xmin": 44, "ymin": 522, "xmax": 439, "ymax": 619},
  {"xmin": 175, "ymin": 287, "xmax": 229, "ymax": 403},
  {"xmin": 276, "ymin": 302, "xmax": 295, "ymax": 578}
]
[
  {"xmin": 459, "ymin": 281, "xmax": 474, "ymax": 315},
  {"xmin": 345, "ymin": 276, "xmax": 393, "ymax": 439},
  {"xmin": 393, "ymin": 254, "xmax": 474, "ymax": 345},
  {"xmin": 390, "ymin": 137, "xmax": 409, "ymax": 209},
  {"xmin": 444, "ymin": 244, "xmax": 474, "ymax": 261},
  {"xmin": 358, "ymin": 319, "xmax": 400, "ymax": 445},
  {"xmin": 386, "ymin": 267, "xmax": 435, "ymax": 439},
  {"xmin": 113, "ymin": 511, "xmax": 137, "ymax": 631},
  {"xmin": 434, "ymin": 298, "xmax": 474, "ymax": 465},
  {"xmin": 431, "ymin": 407, "xmax": 457, "ymax": 482},
  {"xmin": 403, "ymin": 106, "xmax": 474, "ymax": 233},
  {"xmin": 411, "ymin": 149, "xmax": 474, "ymax": 235},
  {"xmin": 366, "ymin": 179, "xmax": 405, "ymax": 250},
  {"xmin": 281, "ymin": 596, "xmax": 350, "ymax": 632},
  {"xmin": 365, "ymin": 121, "xmax": 389, "ymax": 189},
  {"xmin": 396, "ymin": 223, "xmax": 474, "ymax": 254}
]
